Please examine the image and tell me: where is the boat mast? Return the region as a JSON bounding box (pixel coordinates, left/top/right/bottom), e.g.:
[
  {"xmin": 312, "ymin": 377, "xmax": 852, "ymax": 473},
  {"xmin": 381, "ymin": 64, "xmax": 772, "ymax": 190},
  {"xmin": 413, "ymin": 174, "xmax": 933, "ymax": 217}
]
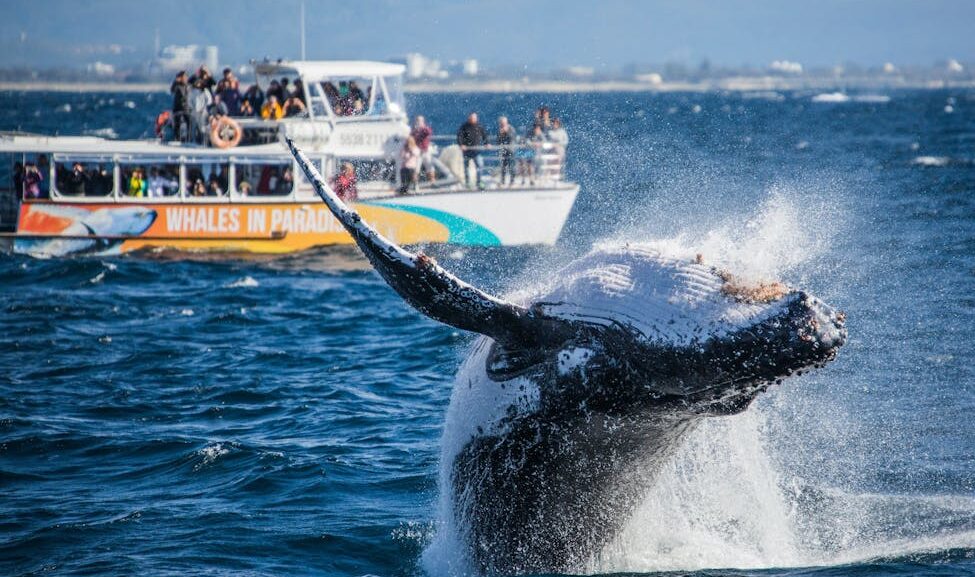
[{"xmin": 300, "ymin": 0, "xmax": 306, "ymax": 60}]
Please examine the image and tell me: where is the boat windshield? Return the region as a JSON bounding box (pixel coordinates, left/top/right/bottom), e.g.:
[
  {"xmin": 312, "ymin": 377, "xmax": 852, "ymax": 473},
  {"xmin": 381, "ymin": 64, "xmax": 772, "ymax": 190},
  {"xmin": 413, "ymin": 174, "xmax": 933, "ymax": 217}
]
[
  {"xmin": 377, "ymin": 75, "xmax": 405, "ymax": 117},
  {"xmin": 255, "ymin": 66, "xmax": 405, "ymax": 120}
]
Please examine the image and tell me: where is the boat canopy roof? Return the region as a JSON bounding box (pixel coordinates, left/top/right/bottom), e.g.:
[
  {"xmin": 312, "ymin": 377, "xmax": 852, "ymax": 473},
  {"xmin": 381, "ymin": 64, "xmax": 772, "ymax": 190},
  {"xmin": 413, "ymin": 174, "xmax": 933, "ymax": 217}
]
[{"xmin": 254, "ymin": 60, "xmax": 406, "ymax": 81}]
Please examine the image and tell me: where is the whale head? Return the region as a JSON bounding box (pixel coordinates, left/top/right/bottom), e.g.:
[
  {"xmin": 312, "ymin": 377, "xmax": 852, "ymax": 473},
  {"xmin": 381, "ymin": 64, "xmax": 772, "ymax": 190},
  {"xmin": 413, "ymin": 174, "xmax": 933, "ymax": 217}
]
[
  {"xmin": 510, "ymin": 245, "xmax": 847, "ymax": 416},
  {"xmin": 286, "ymin": 139, "xmax": 847, "ymax": 574}
]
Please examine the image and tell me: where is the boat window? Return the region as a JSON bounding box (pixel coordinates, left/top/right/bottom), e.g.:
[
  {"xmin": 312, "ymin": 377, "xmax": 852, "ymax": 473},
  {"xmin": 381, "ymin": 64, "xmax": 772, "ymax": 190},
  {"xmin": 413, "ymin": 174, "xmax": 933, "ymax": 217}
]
[
  {"xmin": 185, "ymin": 162, "xmax": 230, "ymax": 198},
  {"xmin": 17, "ymin": 154, "xmax": 54, "ymax": 199},
  {"xmin": 235, "ymin": 161, "xmax": 293, "ymax": 196},
  {"xmin": 378, "ymin": 75, "xmax": 405, "ymax": 116},
  {"xmin": 327, "ymin": 77, "xmax": 376, "ymax": 117},
  {"xmin": 119, "ymin": 162, "xmax": 180, "ymax": 199},
  {"xmin": 308, "ymin": 82, "xmax": 332, "ymax": 118},
  {"xmin": 52, "ymin": 158, "xmax": 113, "ymax": 198}
]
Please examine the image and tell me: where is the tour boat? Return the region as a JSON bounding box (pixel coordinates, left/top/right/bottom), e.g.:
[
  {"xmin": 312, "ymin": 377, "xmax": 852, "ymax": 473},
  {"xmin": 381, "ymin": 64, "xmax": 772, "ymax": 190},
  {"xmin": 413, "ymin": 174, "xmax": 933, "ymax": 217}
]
[{"xmin": 0, "ymin": 60, "xmax": 579, "ymax": 257}]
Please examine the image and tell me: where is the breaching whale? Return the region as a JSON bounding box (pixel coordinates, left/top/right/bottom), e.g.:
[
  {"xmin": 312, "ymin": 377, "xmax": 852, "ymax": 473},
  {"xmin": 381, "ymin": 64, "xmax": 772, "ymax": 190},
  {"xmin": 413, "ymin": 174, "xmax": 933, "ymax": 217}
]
[{"xmin": 286, "ymin": 139, "xmax": 847, "ymax": 575}]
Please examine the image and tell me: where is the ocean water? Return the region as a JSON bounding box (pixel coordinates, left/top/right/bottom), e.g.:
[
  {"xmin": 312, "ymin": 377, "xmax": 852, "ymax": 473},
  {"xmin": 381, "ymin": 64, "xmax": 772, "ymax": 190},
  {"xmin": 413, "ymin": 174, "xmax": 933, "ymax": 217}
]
[{"xmin": 2, "ymin": 88, "xmax": 975, "ymax": 576}]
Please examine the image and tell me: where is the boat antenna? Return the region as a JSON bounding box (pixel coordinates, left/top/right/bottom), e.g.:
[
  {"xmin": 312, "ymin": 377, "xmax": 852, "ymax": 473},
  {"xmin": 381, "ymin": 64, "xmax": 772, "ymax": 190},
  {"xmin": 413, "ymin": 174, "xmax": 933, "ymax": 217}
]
[{"xmin": 300, "ymin": 0, "xmax": 306, "ymax": 60}]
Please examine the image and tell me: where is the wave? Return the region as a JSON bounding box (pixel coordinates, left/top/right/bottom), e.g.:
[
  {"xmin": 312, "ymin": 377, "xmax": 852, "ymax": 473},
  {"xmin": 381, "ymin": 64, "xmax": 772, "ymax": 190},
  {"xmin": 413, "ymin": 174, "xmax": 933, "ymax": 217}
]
[
  {"xmin": 224, "ymin": 275, "xmax": 260, "ymax": 288},
  {"xmin": 811, "ymin": 93, "xmax": 889, "ymax": 104},
  {"xmin": 88, "ymin": 261, "xmax": 117, "ymax": 284},
  {"xmin": 193, "ymin": 441, "xmax": 237, "ymax": 470},
  {"xmin": 741, "ymin": 91, "xmax": 786, "ymax": 102},
  {"xmin": 852, "ymin": 94, "xmax": 891, "ymax": 104},
  {"xmin": 912, "ymin": 156, "xmax": 951, "ymax": 167},
  {"xmin": 811, "ymin": 92, "xmax": 850, "ymax": 103},
  {"xmin": 911, "ymin": 155, "xmax": 973, "ymax": 168},
  {"xmin": 594, "ymin": 410, "xmax": 975, "ymax": 573}
]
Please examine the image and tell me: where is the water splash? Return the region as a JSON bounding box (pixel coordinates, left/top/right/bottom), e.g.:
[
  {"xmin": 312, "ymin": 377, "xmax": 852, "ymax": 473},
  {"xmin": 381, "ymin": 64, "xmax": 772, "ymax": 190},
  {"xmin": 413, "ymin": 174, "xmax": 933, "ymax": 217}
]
[
  {"xmin": 606, "ymin": 188, "xmax": 840, "ymax": 285},
  {"xmin": 593, "ymin": 399, "xmax": 975, "ymax": 573},
  {"xmin": 224, "ymin": 275, "xmax": 260, "ymax": 288},
  {"xmin": 424, "ymin": 190, "xmax": 974, "ymax": 576},
  {"xmin": 584, "ymin": 191, "xmax": 975, "ymax": 573},
  {"xmin": 596, "ymin": 411, "xmax": 800, "ymax": 572}
]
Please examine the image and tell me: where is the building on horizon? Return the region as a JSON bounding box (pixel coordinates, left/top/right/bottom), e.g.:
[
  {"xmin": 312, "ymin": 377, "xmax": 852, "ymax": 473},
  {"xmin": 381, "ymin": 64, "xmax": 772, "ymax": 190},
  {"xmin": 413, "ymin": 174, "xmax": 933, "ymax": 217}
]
[
  {"xmin": 149, "ymin": 44, "xmax": 219, "ymax": 77},
  {"xmin": 403, "ymin": 53, "xmax": 447, "ymax": 79},
  {"xmin": 400, "ymin": 53, "xmax": 479, "ymax": 80}
]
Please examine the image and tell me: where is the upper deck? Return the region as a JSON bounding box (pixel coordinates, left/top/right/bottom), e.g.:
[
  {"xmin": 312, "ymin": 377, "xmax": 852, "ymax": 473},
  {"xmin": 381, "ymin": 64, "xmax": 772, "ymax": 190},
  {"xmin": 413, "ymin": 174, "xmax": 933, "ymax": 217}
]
[{"xmin": 0, "ymin": 60, "xmax": 412, "ymax": 159}]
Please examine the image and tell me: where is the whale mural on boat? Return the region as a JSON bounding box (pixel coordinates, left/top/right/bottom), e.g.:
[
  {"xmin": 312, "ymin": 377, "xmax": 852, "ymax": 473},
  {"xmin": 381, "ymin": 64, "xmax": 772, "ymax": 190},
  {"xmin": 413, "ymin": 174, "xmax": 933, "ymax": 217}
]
[
  {"xmin": 15, "ymin": 204, "xmax": 157, "ymax": 257},
  {"xmin": 289, "ymin": 138, "xmax": 848, "ymax": 575}
]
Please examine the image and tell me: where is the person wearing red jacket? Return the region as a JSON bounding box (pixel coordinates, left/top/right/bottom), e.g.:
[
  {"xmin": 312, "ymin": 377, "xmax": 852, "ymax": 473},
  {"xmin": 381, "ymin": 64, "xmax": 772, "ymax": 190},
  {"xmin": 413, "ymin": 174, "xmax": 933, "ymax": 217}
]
[
  {"xmin": 332, "ymin": 162, "xmax": 358, "ymax": 201},
  {"xmin": 411, "ymin": 116, "xmax": 435, "ymax": 183}
]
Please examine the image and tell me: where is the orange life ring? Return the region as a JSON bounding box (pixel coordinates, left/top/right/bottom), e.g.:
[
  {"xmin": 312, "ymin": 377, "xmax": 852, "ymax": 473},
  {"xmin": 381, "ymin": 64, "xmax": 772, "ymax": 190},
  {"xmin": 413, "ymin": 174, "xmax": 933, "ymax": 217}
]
[
  {"xmin": 210, "ymin": 116, "xmax": 242, "ymax": 148},
  {"xmin": 154, "ymin": 110, "xmax": 171, "ymax": 138}
]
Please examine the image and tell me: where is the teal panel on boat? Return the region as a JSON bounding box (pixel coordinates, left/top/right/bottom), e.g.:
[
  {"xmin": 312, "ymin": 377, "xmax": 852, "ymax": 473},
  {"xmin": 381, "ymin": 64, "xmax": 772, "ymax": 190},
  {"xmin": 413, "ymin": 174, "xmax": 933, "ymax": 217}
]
[{"xmin": 371, "ymin": 203, "xmax": 501, "ymax": 246}]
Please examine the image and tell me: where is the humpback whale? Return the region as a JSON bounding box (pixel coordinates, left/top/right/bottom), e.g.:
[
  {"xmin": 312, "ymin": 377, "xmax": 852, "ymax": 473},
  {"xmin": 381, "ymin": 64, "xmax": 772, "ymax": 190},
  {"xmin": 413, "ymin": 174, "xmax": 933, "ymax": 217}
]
[{"xmin": 286, "ymin": 139, "xmax": 847, "ymax": 575}]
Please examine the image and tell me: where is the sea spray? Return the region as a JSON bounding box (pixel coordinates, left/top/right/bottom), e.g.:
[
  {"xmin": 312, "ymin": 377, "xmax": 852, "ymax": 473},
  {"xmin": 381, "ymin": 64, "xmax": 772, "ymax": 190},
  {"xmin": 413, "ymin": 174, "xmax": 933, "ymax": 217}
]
[
  {"xmin": 422, "ymin": 190, "xmax": 849, "ymax": 574},
  {"xmin": 588, "ymin": 191, "xmax": 841, "ymax": 572},
  {"xmin": 596, "ymin": 411, "xmax": 800, "ymax": 572}
]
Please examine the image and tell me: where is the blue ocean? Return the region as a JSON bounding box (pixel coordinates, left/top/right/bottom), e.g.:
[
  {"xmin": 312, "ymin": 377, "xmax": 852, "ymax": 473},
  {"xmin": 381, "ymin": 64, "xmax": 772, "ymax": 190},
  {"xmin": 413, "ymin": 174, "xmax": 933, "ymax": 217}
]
[{"xmin": 1, "ymin": 88, "xmax": 974, "ymax": 576}]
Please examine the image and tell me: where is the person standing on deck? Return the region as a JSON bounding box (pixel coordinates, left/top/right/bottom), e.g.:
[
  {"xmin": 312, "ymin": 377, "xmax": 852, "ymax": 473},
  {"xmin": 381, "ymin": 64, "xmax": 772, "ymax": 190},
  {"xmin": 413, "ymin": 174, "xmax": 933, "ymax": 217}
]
[
  {"xmin": 411, "ymin": 116, "xmax": 435, "ymax": 183},
  {"xmin": 398, "ymin": 136, "xmax": 421, "ymax": 194},
  {"xmin": 170, "ymin": 71, "xmax": 191, "ymax": 142},
  {"xmin": 189, "ymin": 66, "xmax": 216, "ymax": 102},
  {"xmin": 497, "ymin": 116, "xmax": 518, "ymax": 186},
  {"xmin": 217, "ymin": 68, "xmax": 241, "ymax": 116},
  {"xmin": 546, "ymin": 117, "xmax": 569, "ymax": 178},
  {"xmin": 332, "ymin": 163, "xmax": 358, "ymax": 201},
  {"xmin": 456, "ymin": 112, "xmax": 488, "ymax": 189}
]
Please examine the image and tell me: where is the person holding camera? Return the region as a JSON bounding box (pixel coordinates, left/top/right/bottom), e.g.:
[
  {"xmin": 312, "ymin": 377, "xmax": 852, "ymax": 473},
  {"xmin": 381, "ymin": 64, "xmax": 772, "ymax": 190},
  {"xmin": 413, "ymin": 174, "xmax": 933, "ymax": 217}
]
[
  {"xmin": 66, "ymin": 162, "xmax": 91, "ymax": 196},
  {"xmin": 23, "ymin": 163, "xmax": 44, "ymax": 198}
]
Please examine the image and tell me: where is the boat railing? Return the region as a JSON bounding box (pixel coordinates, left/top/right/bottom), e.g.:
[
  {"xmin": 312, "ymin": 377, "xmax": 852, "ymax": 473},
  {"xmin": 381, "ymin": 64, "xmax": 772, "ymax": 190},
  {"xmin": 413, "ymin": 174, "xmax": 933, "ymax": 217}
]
[
  {"xmin": 168, "ymin": 110, "xmax": 406, "ymax": 149},
  {"xmin": 426, "ymin": 135, "xmax": 566, "ymax": 186}
]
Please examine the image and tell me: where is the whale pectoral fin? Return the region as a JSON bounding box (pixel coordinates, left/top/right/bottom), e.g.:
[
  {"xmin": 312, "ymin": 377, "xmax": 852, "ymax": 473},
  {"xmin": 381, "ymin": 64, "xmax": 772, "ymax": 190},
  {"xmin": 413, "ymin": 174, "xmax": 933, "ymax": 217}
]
[{"xmin": 288, "ymin": 138, "xmax": 547, "ymax": 343}]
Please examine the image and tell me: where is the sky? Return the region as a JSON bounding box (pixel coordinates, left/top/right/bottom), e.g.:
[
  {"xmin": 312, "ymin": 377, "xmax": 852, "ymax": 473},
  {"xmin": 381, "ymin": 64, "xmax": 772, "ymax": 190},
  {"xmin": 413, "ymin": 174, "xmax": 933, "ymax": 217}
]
[{"xmin": 1, "ymin": 0, "xmax": 974, "ymax": 71}]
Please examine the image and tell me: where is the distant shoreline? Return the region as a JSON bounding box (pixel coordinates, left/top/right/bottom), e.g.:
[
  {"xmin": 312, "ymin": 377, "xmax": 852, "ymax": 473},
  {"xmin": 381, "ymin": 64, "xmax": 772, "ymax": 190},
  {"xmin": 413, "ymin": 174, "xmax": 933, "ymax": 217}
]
[{"xmin": 0, "ymin": 77, "xmax": 972, "ymax": 94}]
